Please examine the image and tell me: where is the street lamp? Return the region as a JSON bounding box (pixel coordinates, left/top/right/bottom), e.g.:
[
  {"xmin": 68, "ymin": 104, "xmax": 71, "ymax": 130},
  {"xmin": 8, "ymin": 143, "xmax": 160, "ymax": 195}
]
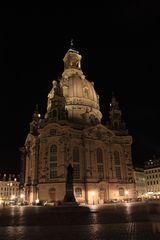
[
  {"xmin": 125, "ymin": 190, "xmax": 129, "ymax": 202},
  {"xmin": 20, "ymin": 193, "xmax": 24, "ymax": 199},
  {"xmin": 91, "ymin": 191, "xmax": 95, "ymax": 205},
  {"xmin": 11, "ymin": 195, "xmax": 15, "ymax": 200},
  {"xmin": 125, "ymin": 190, "xmax": 129, "ymax": 195},
  {"xmin": 20, "ymin": 193, "xmax": 24, "ymax": 205},
  {"xmin": 35, "ymin": 199, "xmax": 39, "ymax": 205}
]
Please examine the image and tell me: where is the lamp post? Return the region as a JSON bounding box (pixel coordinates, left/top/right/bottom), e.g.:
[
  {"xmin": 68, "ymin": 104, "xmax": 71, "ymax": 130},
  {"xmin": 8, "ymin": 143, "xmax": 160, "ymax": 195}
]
[
  {"xmin": 20, "ymin": 193, "xmax": 24, "ymax": 205},
  {"xmin": 91, "ymin": 191, "xmax": 95, "ymax": 205}
]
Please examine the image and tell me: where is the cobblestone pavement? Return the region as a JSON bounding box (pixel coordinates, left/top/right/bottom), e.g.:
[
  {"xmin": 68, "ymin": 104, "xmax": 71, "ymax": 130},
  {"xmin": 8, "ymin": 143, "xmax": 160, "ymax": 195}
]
[
  {"xmin": 0, "ymin": 202, "xmax": 159, "ymax": 240},
  {"xmin": 0, "ymin": 222, "xmax": 159, "ymax": 240}
]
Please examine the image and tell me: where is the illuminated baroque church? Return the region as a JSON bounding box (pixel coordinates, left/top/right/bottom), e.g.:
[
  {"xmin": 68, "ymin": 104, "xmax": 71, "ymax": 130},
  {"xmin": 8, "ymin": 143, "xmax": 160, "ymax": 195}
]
[{"xmin": 20, "ymin": 44, "xmax": 136, "ymax": 204}]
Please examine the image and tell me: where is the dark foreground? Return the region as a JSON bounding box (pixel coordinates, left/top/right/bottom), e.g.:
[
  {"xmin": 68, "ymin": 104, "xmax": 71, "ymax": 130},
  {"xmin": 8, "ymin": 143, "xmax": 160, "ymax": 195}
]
[{"xmin": 0, "ymin": 202, "xmax": 160, "ymax": 240}]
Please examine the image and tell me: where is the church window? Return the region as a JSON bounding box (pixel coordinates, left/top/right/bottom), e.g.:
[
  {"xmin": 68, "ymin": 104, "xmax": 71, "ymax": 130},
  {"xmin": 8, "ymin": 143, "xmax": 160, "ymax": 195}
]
[
  {"xmin": 75, "ymin": 187, "xmax": 82, "ymax": 197},
  {"xmin": 98, "ymin": 165, "xmax": 104, "ymax": 178},
  {"xmin": 97, "ymin": 148, "xmax": 103, "ymax": 163},
  {"xmin": 73, "ymin": 164, "xmax": 80, "ymax": 179},
  {"xmin": 119, "ymin": 187, "xmax": 125, "ymax": 196},
  {"xmin": 114, "ymin": 151, "xmax": 122, "ymax": 179},
  {"xmin": 50, "ymin": 145, "xmax": 57, "ymax": 162},
  {"xmin": 97, "ymin": 148, "xmax": 104, "ymax": 179},
  {"xmin": 114, "ymin": 151, "xmax": 120, "ymax": 165},
  {"xmin": 115, "ymin": 166, "xmax": 121, "ymax": 179},
  {"xmin": 50, "ymin": 145, "xmax": 57, "ymax": 178},
  {"xmin": 50, "ymin": 163, "xmax": 57, "ymax": 178},
  {"xmin": 73, "ymin": 147, "xmax": 80, "ymax": 162}
]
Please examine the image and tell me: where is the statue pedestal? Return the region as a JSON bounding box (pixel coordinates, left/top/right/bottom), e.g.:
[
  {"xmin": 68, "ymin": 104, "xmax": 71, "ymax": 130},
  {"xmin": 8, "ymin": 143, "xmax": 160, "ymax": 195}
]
[
  {"xmin": 60, "ymin": 201, "xmax": 79, "ymax": 207},
  {"xmin": 63, "ymin": 183, "xmax": 76, "ymax": 203},
  {"xmin": 54, "ymin": 202, "xmax": 90, "ymax": 212}
]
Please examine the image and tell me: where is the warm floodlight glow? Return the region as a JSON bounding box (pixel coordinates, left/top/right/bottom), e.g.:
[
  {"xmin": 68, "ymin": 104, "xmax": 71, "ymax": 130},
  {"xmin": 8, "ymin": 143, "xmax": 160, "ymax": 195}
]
[
  {"xmin": 11, "ymin": 195, "xmax": 15, "ymax": 200},
  {"xmin": 91, "ymin": 191, "xmax": 95, "ymax": 205},
  {"xmin": 125, "ymin": 190, "xmax": 129, "ymax": 195},
  {"xmin": 35, "ymin": 199, "xmax": 39, "ymax": 204},
  {"xmin": 20, "ymin": 194, "xmax": 24, "ymax": 199},
  {"xmin": 91, "ymin": 191, "xmax": 95, "ymax": 196}
]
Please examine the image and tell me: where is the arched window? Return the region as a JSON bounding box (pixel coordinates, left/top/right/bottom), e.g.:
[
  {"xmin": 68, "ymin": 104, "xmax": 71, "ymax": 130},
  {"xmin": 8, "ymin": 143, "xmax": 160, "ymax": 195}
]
[
  {"xmin": 114, "ymin": 151, "xmax": 120, "ymax": 165},
  {"xmin": 97, "ymin": 148, "xmax": 104, "ymax": 179},
  {"xmin": 97, "ymin": 148, "xmax": 103, "ymax": 163},
  {"xmin": 73, "ymin": 147, "xmax": 79, "ymax": 162},
  {"xmin": 50, "ymin": 145, "xmax": 57, "ymax": 178},
  {"xmin": 75, "ymin": 187, "xmax": 82, "ymax": 197},
  {"xmin": 119, "ymin": 187, "xmax": 125, "ymax": 196}
]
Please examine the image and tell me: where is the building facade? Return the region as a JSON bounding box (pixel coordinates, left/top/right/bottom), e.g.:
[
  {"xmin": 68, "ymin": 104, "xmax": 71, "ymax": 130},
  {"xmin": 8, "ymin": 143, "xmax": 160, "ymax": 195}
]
[
  {"xmin": 133, "ymin": 167, "xmax": 146, "ymax": 199},
  {"xmin": 21, "ymin": 46, "xmax": 136, "ymax": 204},
  {"xmin": 0, "ymin": 174, "xmax": 20, "ymax": 205},
  {"xmin": 144, "ymin": 158, "xmax": 160, "ymax": 199}
]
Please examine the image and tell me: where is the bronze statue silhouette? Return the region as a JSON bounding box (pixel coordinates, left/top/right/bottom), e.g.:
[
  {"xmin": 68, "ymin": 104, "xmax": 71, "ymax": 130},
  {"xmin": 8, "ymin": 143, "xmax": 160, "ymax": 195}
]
[
  {"xmin": 63, "ymin": 164, "xmax": 76, "ymax": 202},
  {"xmin": 66, "ymin": 163, "xmax": 73, "ymax": 184}
]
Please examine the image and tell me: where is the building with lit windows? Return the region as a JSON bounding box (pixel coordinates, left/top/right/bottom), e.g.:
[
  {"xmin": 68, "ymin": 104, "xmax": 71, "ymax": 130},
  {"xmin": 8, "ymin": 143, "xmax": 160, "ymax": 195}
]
[
  {"xmin": 0, "ymin": 174, "xmax": 20, "ymax": 205},
  {"xmin": 20, "ymin": 44, "xmax": 136, "ymax": 204},
  {"xmin": 144, "ymin": 158, "xmax": 160, "ymax": 199},
  {"xmin": 133, "ymin": 167, "xmax": 146, "ymax": 199}
]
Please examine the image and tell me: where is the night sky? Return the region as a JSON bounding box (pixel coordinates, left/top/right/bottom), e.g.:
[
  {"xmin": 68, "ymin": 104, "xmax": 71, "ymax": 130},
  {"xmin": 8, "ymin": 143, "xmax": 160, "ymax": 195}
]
[{"xmin": 0, "ymin": 6, "xmax": 160, "ymax": 173}]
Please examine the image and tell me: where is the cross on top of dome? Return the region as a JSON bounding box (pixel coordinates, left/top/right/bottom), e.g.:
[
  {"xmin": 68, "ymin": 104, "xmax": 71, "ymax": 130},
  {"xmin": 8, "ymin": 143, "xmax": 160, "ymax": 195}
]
[{"xmin": 68, "ymin": 39, "xmax": 79, "ymax": 54}]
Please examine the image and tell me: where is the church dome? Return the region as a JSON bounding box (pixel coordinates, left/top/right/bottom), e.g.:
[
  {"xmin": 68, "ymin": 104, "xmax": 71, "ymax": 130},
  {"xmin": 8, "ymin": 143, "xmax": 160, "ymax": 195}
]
[{"xmin": 47, "ymin": 46, "xmax": 102, "ymax": 125}]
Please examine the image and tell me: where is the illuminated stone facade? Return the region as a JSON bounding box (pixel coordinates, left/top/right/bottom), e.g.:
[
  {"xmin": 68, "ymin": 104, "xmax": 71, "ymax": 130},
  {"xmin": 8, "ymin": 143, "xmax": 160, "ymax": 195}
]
[
  {"xmin": 133, "ymin": 168, "xmax": 146, "ymax": 199},
  {"xmin": 21, "ymin": 46, "xmax": 136, "ymax": 204},
  {"xmin": 144, "ymin": 158, "xmax": 160, "ymax": 198},
  {"xmin": 0, "ymin": 174, "xmax": 20, "ymax": 205}
]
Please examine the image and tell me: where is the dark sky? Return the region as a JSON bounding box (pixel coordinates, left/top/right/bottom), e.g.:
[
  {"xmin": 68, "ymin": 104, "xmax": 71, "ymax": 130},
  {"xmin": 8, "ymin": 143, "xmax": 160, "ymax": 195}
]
[{"xmin": 0, "ymin": 6, "xmax": 160, "ymax": 173}]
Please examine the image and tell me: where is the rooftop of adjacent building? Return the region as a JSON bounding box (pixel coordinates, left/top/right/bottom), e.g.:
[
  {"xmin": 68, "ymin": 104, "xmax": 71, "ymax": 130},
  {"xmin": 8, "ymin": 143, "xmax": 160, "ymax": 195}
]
[
  {"xmin": 144, "ymin": 157, "xmax": 160, "ymax": 169},
  {"xmin": 134, "ymin": 167, "xmax": 144, "ymax": 172},
  {"xmin": 0, "ymin": 173, "xmax": 20, "ymax": 182}
]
